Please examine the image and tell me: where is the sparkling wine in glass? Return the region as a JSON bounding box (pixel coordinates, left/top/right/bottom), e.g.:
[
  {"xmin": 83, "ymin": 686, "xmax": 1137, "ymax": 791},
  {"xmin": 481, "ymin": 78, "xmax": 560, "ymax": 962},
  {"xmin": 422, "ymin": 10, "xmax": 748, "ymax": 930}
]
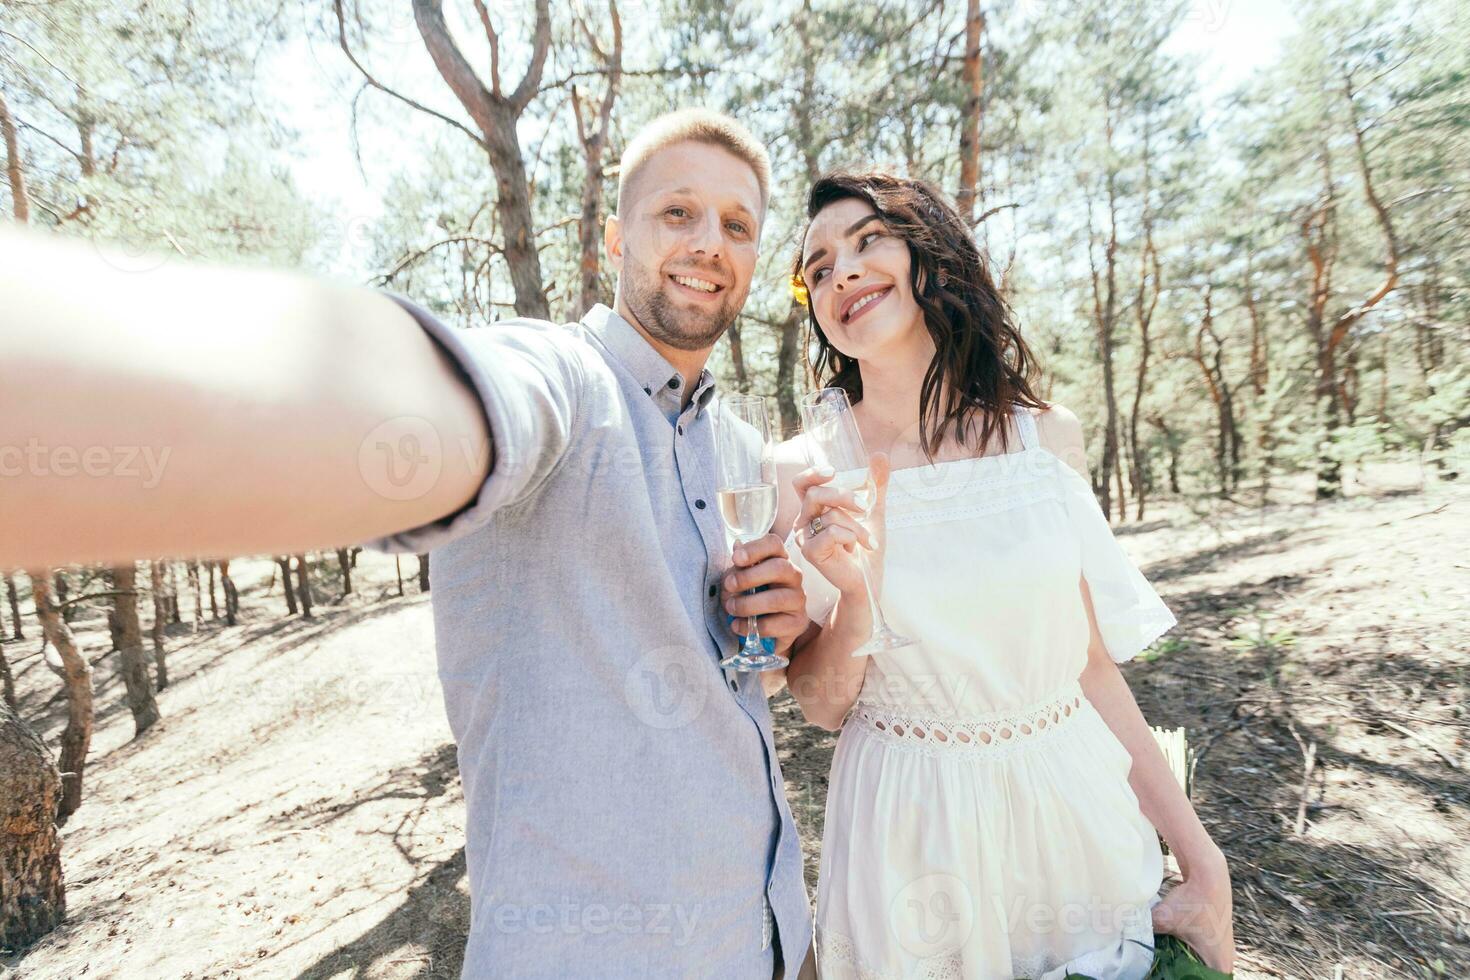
[
  {"xmin": 712, "ymin": 394, "xmax": 788, "ymax": 671},
  {"xmin": 799, "ymin": 387, "xmax": 916, "ymax": 656}
]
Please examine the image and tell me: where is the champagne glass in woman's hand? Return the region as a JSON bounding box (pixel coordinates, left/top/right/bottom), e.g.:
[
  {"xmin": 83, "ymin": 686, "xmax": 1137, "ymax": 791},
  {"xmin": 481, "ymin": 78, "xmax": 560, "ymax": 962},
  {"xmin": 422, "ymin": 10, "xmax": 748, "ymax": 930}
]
[
  {"xmin": 712, "ymin": 394, "xmax": 788, "ymax": 671},
  {"xmin": 799, "ymin": 388, "xmax": 915, "ymax": 656}
]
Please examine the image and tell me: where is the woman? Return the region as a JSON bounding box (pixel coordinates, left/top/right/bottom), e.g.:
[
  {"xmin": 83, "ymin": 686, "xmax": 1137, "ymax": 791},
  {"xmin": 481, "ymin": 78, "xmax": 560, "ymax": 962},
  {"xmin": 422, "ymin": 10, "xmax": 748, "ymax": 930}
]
[{"xmin": 769, "ymin": 172, "xmax": 1235, "ymax": 979}]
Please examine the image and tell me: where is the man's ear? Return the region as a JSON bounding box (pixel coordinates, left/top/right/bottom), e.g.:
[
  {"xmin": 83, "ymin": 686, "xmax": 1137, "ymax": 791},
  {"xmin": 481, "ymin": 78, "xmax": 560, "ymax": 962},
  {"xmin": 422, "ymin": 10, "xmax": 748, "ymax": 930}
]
[{"xmin": 604, "ymin": 213, "xmax": 624, "ymax": 272}]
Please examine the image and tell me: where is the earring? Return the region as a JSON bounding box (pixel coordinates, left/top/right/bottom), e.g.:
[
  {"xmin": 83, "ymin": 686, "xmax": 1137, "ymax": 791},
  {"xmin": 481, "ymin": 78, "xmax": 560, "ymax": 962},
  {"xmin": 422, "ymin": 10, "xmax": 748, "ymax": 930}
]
[{"xmin": 937, "ymin": 271, "xmax": 949, "ymax": 288}]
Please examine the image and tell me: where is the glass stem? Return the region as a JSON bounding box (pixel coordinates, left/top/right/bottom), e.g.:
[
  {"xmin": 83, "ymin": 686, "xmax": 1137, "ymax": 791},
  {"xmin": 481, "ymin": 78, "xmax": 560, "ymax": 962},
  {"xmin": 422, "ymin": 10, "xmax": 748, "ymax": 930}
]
[
  {"xmin": 744, "ymin": 587, "xmax": 762, "ymax": 651},
  {"xmin": 856, "ymin": 549, "xmax": 890, "ymax": 637}
]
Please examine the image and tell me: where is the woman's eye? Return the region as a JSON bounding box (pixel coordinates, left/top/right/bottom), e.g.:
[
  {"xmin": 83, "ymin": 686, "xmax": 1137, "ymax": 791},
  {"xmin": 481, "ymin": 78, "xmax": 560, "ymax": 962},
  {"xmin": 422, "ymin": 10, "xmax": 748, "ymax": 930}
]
[
  {"xmin": 859, "ymin": 231, "xmax": 880, "ymax": 249},
  {"xmin": 811, "ymin": 267, "xmax": 829, "ymax": 283}
]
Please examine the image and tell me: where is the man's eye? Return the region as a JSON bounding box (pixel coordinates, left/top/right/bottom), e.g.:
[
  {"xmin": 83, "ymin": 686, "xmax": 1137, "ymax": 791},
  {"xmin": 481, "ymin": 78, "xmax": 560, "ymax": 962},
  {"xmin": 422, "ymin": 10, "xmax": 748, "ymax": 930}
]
[
  {"xmin": 666, "ymin": 207, "xmax": 689, "ymax": 218},
  {"xmin": 725, "ymin": 221, "xmax": 749, "ymax": 235}
]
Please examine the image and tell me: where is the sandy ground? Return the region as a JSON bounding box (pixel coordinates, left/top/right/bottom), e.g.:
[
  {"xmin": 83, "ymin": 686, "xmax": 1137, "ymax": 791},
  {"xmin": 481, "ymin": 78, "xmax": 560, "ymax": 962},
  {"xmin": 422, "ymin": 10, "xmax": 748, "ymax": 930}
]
[{"xmin": 2, "ymin": 463, "xmax": 1466, "ymax": 979}]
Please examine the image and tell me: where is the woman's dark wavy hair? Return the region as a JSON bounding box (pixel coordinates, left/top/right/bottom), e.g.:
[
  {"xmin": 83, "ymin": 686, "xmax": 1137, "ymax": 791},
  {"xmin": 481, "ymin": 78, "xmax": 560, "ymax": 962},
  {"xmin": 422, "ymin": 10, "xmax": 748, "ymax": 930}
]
[{"xmin": 793, "ymin": 171, "xmax": 1047, "ymax": 461}]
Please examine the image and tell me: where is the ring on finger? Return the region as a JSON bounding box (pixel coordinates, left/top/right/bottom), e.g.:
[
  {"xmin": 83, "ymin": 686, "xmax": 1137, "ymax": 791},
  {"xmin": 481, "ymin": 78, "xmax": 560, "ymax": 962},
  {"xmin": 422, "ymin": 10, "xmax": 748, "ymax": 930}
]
[{"xmin": 809, "ymin": 515, "xmax": 825, "ymax": 535}]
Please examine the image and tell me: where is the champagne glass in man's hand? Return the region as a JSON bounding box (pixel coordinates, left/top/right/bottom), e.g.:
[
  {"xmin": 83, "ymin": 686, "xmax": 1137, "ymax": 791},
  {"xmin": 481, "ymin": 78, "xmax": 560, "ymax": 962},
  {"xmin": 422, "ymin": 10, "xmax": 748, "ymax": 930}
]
[
  {"xmin": 799, "ymin": 387, "xmax": 915, "ymax": 656},
  {"xmin": 712, "ymin": 394, "xmax": 788, "ymax": 671}
]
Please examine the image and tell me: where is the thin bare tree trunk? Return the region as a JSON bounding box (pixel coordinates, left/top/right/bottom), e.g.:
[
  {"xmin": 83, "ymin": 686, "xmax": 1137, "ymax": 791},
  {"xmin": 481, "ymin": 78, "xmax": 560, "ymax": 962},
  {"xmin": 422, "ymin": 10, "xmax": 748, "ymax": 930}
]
[
  {"xmin": 5, "ymin": 573, "xmax": 21, "ymax": 640},
  {"xmin": 0, "ymin": 90, "xmax": 30, "ymax": 226},
  {"xmin": 29, "ymin": 573, "xmax": 91, "ymax": 823},
  {"xmin": 219, "ymin": 560, "xmax": 238, "ymax": 626},
  {"xmin": 52, "ymin": 572, "xmax": 71, "ymax": 623},
  {"xmin": 275, "ymin": 557, "xmax": 297, "ymax": 616},
  {"xmin": 956, "ymin": 0, "xmax": 985, "ymax": 222},
  {"xmin": 410, "ymin": 0, "xmax": 553, "ymax": 318},
  {"xmin": 0, "ymin": 629, "xmax": 14, "ymax": 711},
  {"xmin": 571, "ymin": 1, "xmax": 622, "ymax": 315},
  {"xmin": 0, "ymin": 701, "xmax": 64, "ymax": 947},
  {"xmin": 187, "ymin": 561, "xmax": 203, "ymax": 632},
  {"xmin": 166, "ymin": 562, "xmax": 181, "ymax": 623},
  {"xmin": 148, "ymin": 560, "xmax": 168, "ymax": 691},
  {"xmin": 417, "ymin": 553, "xmax": 431, "ymax": 593},
  {"xmin": 294, "ymin": 554, "xmax": 313, "ymax": 618},
  {"xmin": 108, "ymin": 564, "xmax": 159, "ymax": 735},
  {"xmin": 336, "ymin": 548, "xmax": 353, "ymax": 597},
  {"xmin": 207, "ymin": 562, "xmax": 218, "ymax": 620}
]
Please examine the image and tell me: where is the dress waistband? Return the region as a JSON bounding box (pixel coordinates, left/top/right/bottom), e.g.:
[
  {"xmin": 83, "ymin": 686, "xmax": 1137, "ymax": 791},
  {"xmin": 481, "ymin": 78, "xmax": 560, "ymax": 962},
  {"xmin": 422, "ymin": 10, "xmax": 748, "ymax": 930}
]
[{"xmin": 847, "ymin": 679, "xmax": 1089, "ymax": 758}]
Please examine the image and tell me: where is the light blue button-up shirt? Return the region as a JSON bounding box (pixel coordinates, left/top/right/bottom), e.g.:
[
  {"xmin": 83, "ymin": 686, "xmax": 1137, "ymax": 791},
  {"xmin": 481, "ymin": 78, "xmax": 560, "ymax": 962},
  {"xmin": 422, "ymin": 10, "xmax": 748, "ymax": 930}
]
[{"xmin": 363, "ymin": 296, "xmax": 810, "ymax": 978}]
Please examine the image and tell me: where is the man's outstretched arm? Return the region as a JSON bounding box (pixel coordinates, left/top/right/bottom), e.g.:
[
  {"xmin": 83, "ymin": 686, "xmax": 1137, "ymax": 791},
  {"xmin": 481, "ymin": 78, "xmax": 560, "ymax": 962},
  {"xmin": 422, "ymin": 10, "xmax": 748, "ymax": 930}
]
[{"xmin": 0, "ymin": 226, "xmax": 492, "ymax": 569}]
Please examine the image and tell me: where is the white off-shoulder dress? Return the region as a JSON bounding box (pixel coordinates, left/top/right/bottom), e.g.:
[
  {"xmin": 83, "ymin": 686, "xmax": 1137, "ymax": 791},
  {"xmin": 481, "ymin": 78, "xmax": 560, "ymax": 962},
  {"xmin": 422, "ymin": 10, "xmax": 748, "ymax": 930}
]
[{"xmin": 787, "ymin": 405, "xmax": 1177, "ymax": 980}]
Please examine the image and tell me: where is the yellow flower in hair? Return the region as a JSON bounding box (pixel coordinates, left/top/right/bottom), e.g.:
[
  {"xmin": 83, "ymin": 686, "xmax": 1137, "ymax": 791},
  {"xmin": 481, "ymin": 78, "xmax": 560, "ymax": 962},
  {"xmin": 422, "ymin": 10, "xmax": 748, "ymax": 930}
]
[{"xmin": 789, "ymin": 272, "xmax": 809, "ymax": 305}]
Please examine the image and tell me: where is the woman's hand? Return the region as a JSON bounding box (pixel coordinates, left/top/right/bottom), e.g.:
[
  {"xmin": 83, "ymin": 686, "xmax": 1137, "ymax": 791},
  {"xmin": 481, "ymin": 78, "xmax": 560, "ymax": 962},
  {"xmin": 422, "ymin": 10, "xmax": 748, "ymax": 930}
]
[
  {"xmin": 793, "ymin": 452, "xmax": 891, "ymax": 598},
  {"xmin": 1151, "ymin": 850, "xmax": 1235, "ymax": 974}
]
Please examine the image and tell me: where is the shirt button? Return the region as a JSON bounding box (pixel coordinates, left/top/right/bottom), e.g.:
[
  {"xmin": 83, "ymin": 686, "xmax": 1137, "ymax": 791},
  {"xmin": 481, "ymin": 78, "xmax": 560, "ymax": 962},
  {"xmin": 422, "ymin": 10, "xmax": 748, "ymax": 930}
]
[
  {"xmin": 708, "ymin": 583, "xmax": 718, "ymax": 597},
  {"xmin": 729, "ymin": 678, "xmax": 739, "ymax": 692},
  {"xmin": 667, "ymin": 378, "xmax": 679, "ymax": 389},
  {"xmin": 643, "ymin": 385, "xmax": 651, "ymax": 395},
  {"xmin": 678, "ymin": 425, "xmax": 683, "ymax": 435},
  {"xmin": 695, "ymin": 499, "xmax": 706, "ymax": 509}
]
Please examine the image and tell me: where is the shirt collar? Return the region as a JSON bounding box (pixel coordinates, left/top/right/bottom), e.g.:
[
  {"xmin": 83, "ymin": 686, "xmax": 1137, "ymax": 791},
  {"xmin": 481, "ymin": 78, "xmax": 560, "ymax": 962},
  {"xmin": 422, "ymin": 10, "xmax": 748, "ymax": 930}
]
[{"xmin": 581, "ymin": 304, "xmax": 718, "ymax": 417}]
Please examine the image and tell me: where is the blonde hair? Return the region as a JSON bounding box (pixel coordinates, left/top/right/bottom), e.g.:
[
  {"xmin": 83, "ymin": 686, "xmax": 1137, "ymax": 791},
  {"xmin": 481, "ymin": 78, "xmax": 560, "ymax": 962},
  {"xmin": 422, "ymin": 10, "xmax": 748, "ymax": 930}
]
[{"xmin": 615, "ymin": 108, "xmax": 771, "ymax": 219}]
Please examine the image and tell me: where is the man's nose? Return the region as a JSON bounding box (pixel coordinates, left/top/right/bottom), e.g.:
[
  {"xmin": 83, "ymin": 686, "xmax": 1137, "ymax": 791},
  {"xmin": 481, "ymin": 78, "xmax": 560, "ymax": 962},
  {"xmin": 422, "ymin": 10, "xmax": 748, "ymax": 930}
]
[{"xmin": 689, "ymin": 212, "xmax": 723, "ymax": 258}]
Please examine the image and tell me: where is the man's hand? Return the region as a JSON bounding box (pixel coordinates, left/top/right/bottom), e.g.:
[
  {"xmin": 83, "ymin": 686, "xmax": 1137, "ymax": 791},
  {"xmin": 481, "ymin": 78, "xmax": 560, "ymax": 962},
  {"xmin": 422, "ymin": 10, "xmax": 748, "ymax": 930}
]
[{"xmin": 721, "ymin": 533, "xmax": 809, "ymax": 656}]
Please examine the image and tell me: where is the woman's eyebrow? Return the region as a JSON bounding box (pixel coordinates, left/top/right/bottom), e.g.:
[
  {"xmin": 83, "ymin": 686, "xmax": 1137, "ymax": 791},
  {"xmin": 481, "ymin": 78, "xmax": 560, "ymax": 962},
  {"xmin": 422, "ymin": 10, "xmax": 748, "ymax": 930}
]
[{"xmin": 803, "ymin": 213, "xmax": 882, "ymax": 272}]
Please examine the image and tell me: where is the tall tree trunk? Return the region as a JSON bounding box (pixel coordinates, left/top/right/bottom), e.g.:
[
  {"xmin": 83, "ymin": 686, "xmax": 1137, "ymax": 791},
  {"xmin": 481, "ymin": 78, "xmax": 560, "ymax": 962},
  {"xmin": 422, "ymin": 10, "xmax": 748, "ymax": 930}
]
[
  {"xmin": 52, "ymin": 572, "xmax": 71, "ymax": 623},
  {"xmin": 1085, "ymin": 114, "xmax": 1124, "ymax": 520},
  {"xmin": 5, "ymin": 573, "xmax": 21, "ymax": 640},
  {"xmin": 207, "ymin": 563, "xmax": 218, "ymax": 620},
  {"xmin": 187, "ymin": 561, "xmax": 203, "ymax": 632},
  {"xmin": 417, "ymin": 553, "xmax": 431, "ymax": 593},
  {"xmin": 395, "ymin": 555, "xmax": 405, "ymax": 598},
  {"xmin": 0, "ymin": 628, "xmax": 14, "ymax": 711},
  {"xmin": 108, "ymin": 565, "xmax": 159, "ymax": 736},
  {"xmin": 956, "ymin": 0, "xmax": 985, "ymax": 222},
  {"xmin": 0, "ymin": 90, "xmax": 30, "ymax": 226},
  {"xmin": 336, "ymin": 548, "xmax": 353, "ymax": 597},
  {"xmin": 726, "ymin": 322, "xmax": 750, "ymax": 392},
  {"xmin": 219, "ymin": 560, "xmax": 238, "ymax": 626},
  {"xmin": 148, "ymin": 561, "xmax": 168, "ymax": 691},
  {"xmin": 29, "ymin": 574, "xmax": 91, "ymax": 823},
  {"xmin": 0, "ymin": 701, "xmax": 64, "ymax": 948},
  {"xmin": 294, "ymin": 554, "xmax": 313, "ymax": 618},
  {"xmin": 571, "ymin": 1, "xmax": 622, "ymax": 316},
  {"xmin": 776, "ymin": 306, "xmax": 803, "ymax": 436},
  {"xmin": 1245, "ymin": 249, "xmax": 1273, "ymax": 504},
  {"xmin": 411, "ymin": 0, "xmax": 552, "ymax": 319},
  {"xmin": 275, "ymin": 557, "xmax": 298, "ymax": 616},
  {"xmin": 1130, "ymin": 125, "xmax": 1160, "ymax": 520},
  {"xmin": 166, "ymin": 563, "xmax": 181, "ymax": 623}
]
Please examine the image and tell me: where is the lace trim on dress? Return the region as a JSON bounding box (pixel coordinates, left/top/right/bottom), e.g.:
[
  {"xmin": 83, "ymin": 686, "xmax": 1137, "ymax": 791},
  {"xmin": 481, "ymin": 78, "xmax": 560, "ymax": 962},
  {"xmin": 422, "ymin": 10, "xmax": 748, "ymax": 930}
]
[
  {"xmin": 818, "ymin": 927, "xmax": 1156, "ymax": 980},
  {"xmin": 817, "ymin": 928, "xmax": 964, "ymax": 980},
  {"xmin": 849, "ymin": 681, "xmax": 1088, "ymax": 760}
]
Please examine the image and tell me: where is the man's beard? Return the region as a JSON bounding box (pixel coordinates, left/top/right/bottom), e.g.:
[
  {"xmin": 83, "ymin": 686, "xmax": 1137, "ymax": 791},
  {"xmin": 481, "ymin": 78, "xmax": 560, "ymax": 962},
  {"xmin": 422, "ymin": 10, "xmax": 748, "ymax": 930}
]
[{"xmin": 621, "ymin": 258, "xmax": 740, "ymax": 352}]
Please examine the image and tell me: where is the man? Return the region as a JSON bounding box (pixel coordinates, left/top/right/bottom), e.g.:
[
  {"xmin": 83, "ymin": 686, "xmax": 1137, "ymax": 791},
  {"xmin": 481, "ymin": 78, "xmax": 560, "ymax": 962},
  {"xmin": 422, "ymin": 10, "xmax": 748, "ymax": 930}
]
[{"xmin": 0, "ymin": 109, "xmax": 816, "ymax": 978}]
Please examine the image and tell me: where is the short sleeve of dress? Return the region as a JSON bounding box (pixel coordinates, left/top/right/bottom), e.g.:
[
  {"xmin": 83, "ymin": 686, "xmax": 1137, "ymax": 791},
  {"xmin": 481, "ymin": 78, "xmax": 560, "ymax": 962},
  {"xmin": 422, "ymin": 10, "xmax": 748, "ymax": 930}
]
[
  {"xmin": 784, "ymin": 529, "xmax": 842, "ymax": 626},
  {"xmin": 1055, "ymin": 456, "xmax": 1177, "ymax": 663}
]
